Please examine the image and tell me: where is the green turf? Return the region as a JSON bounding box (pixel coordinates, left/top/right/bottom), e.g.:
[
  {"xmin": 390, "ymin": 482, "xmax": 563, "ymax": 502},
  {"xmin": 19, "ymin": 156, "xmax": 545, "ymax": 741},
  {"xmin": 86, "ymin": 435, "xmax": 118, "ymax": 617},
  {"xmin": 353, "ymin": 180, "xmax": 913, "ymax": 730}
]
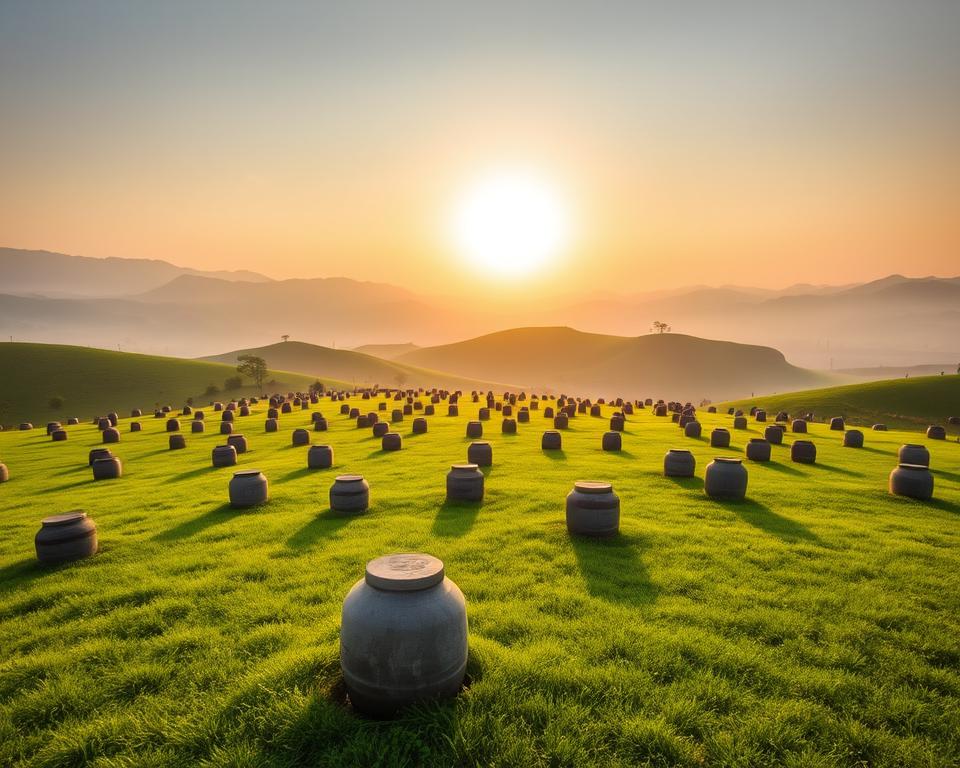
[
  {"xmin": 0, "ymin": 396, "xmax": 958, "ymax": 767},
  {"xmin": 0, "ymin": 343, "xmax": 348, "ymax": 427},
  {"xmin": 718, "ymin": 374, "xmax": 960, "ymax": 432}
]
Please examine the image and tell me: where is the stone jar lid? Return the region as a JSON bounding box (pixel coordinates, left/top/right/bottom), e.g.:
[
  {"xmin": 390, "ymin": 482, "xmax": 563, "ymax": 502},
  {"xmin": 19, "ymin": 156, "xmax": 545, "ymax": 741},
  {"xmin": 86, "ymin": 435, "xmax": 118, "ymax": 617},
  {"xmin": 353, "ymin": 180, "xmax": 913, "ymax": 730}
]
[
  {"xmin": 450, "ymin": 463, "xmax": 479, "ymax": 472},
  {"xmin": 366, "ymin": 553, "xmax": 444, "ymax": 592},
  {"xmin": 573, "ymin": 481, "xmax": 613, "ymax": 494},
  {"xmin": 713, "ymin": 457, "xmax": 742, "ymax": 464},
  {"xmin": 897, "ymin": 463, "xmax": 929, "ymax": 471},
  {"xmin": 335, "ymin": 474, "xmax": 364, "ymax": 483},
  {"xmin": 42, "ymin": 511, "xmax": 88, "ymax": 527},
  {"xmin": 233, "ymin": 469, "xmax": 263, "ymax": 478},
  {"xmin": 667, "ymin": 448, "xmax": 692, "ymax": 454}
]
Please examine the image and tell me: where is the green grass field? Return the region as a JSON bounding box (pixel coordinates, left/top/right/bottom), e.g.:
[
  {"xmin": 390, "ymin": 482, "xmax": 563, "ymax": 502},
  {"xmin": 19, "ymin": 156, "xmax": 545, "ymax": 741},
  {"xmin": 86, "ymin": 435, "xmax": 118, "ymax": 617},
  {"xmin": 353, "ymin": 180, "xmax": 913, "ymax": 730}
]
[
  {"xmin": 0, "ymin": 344, "xmax": 348, "ymax": 427},
  {"xmin": 718, "ymin": 375, "xmax": 960, "ymax": 432},
  {"xmin": 1, "ymin": 394, "xmax": 958, "ymax": 767}
]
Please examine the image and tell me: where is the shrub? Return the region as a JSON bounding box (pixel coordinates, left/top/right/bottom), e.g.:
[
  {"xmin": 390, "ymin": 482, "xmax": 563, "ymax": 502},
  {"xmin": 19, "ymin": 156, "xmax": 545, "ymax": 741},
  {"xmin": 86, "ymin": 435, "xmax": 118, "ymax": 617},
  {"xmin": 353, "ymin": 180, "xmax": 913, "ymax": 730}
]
[
  {"xmin": 48, "ymin": 396, "xmax": 64, "ymax": 410},
  {"xmin": 205, "ymin": 384, "xmax": 220, "ymax": 396},
  {"xmin": 224, "ymin": 376, "xmax": 243, "ymax": 391}
]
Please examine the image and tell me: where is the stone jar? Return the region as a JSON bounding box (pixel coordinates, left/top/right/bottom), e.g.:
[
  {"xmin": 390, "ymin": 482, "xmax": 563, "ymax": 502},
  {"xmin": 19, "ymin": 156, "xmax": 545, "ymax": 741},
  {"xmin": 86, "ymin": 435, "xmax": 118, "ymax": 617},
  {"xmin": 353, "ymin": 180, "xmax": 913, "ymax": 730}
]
[
  {"xmin": 704, "ymin": 457, "xmax": 748, "ymax": 500},
  {"xmin": 340, "ymin": 554, "xmax": 467, "ymax": 717},
  {"xmin": 663, "ymin": 449, "xmax": 695, "ymax": 477},
  {"xmin": 229, "ymin": 470, "xmax": 268, "ymax": 508},
  {"xmin": 565, "ymin": 481, "xmax": 620, "ymax": 536},
  {"xmin": 889, "ymin": 464, "xmax": 934, "ymax": 501},
  {"xmin": 35, "ymin": 511, "xmax": 98, "ymax": 564},
  {"xmin": 330, "ymin": 474, "xmax": 370, "ymax": 513},
  {"xmin": 446, "ymin": 464, "xmax": 484, "ymax": 502}
]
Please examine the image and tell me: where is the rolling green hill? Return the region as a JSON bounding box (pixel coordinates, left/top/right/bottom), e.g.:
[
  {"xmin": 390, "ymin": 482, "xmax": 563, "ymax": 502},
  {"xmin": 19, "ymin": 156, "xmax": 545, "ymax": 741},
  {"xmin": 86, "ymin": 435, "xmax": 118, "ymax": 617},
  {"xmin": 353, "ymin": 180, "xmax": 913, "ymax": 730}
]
[
  {"xmin": 0, "ymin": 343, "xmax": 346, "ymax": 426},
  {"xmin": 200, "ymin": 340, "xmax": 511, "ymax": 391},
  {"xmin": 718, "ymin": 374, "xmax": 960, "ymax": 431},
  {"xmin": 397, "ymin": 327, "xmax": 837, "ymax": 401},
  {"xmin": 0, "ymin": 392, "xmax": 957, "ymax": 765}
]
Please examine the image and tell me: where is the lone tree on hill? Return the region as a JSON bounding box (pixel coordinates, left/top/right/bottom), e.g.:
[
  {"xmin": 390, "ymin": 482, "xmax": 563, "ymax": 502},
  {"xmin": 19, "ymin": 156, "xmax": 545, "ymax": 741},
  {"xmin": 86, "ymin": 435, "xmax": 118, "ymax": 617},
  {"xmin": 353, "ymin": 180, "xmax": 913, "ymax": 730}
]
[
  {"xmin": 651, "ymin": 320, "xmax": 671, "ymax": 334},
  {"xmin": 281, "ymin": 334, "xmax": 290, "ymax": 343},
  {"xmin": 237, "ymin": 354, "xmax": 267, "ymax": 391}
]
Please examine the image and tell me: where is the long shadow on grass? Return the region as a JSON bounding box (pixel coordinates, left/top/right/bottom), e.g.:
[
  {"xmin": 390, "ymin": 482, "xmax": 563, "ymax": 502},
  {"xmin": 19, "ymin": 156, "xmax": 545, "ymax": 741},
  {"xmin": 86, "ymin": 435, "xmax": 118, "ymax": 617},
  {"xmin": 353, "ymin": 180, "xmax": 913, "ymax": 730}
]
[
  {"xmin": 277, "ymin": 467, "xmax": 317, "ymax": 483},
  {"xmin": 153, "ymin": 503, "xmax": 238, "ymax": 542},
  {"xmin": 39, "ymin": 477, "xmax": 97, "ymax": 494},
  {"xmin": 814, "ymin": 462, "xmax": 863, "ymax": 478},
  {"xmin": 927, "ymin": 497, "xmax": 960, "ymax": 515},
  {"xmin": 665, "ymin": 475, "xmax": 701, "ymax": 491},
  {"xmin": 171, "ymin": 465, "xmax": 219, "ymax": 482},
  {"xmin": 760, "ymin": 461, "xmax": 804, "ymax": 476},
  {"xmin": 729, "ymin": 499, "xmax": 823, "ymax": 545},
  {"xmin": 933, "ymin": 468, "xmax": 960, "ymax": 483},
  {"xmin": 542, "ymin": 449, "xmax": 566, "ymax": 461},
  {"xmin": 0, "ymin": 558, "xmax": 49, "ymax": 594},
  {"xmin": 432, "ymin": 499, "xmax": 481, "ymax": 537},
  {"xmin": 286, "ymin": 510, "xmax": 360, "ymax": 548},
  {"xmin": 570, "ymin": 532, "xmax": 656, "ymax": 605}
]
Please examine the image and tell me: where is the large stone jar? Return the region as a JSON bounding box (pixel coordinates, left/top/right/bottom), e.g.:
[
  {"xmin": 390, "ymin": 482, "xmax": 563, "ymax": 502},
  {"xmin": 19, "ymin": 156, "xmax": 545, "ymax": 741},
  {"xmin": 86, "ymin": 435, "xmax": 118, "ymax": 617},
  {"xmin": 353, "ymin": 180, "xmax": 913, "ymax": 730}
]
[
  {"xmin": 308, "ymin": 444, "xmax": 334, "ymax": 469},
  {"xmin": 229, "ymin": 470, "xmax": 269, "ymax": 508},
  {"xmin": 745, "ymin": 438, "xmax": 771, "ymax": 462},
  {"xmin": 663, "ymin": 449, "xmax": 695, "ymax": 477},
  {"xmin": 704, "ymin": 457, "xmax": 748, "ymax": 500},
  {"xmin": 467, "ymin": 441, "xmax": 492, "ymax": 467},
  {"xmin": 710, "ymin": 428, "xmax": 730, "ymax": 448},
  {"xmin": 791, "ymin": 440, "xmax": 817, "ymax": 464},
  {"xmin": 843, "ymin": 429, "xmax": 864, "ymax": 448},
  {"xmin": 889, "ymin": 464, "xmax": 934, "ymax": 500},
  {"xmin": 330, "ymin": 474, "xmax": 370, "ymax": 513},
  {"xmin": 35, "ymin": 511, "xmax": 98, "ymax": 564},
  {"xmin": 340, "ymin": 554, "xmax": 467, "ymax": 717},
  {"xmin": 446, "ymin": 464, "xmax": 484, "ymax": 502},
  {"xmin": 565, "ymin": 481, "xmax": 620, "ymax": 536}
]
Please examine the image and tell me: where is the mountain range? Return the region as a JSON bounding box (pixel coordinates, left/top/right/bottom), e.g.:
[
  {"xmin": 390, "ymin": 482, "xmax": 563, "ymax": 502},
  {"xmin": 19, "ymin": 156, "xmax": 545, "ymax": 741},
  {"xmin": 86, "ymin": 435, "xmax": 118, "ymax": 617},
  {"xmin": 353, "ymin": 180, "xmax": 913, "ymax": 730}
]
[{"xmin": 1, "ymin": 248, "xmax": 957, "ymax": 370}]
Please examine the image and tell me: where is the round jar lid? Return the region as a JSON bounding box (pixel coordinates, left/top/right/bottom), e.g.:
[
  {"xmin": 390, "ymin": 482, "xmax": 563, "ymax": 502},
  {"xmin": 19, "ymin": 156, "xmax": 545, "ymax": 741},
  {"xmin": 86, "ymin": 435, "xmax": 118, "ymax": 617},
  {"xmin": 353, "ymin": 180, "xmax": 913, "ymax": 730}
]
[
  {"xmin": 898, "ymin": 463, "xmax": 929, "ymax": 471},
  {"xmin": 365, "ymin": 553, "xmax": 444, "ymax": 591},
  {"xmin": 451, "ymin": 463, "xmax": 479, "ymax": 471},
  {"xmin": 336, "ymin": 474, "xmax": 364, "ymax": 483},
  {"xmin": 668, "ymin": 448, "xmax": 692, "ymax": 454},
  {"xmin": 42, "ymin": 511, "xmax": 87, "ymax": 527},
  {"xmin": 233, "ymin": 469, "xmax": 262, "ymax": 478},
  {"xmin": 714, "ymin": 457, "xmax": 742, "ymax": 464},
  {"xmin": 574, "ymin": 481, "xmax": 612, "ymax": 494}
]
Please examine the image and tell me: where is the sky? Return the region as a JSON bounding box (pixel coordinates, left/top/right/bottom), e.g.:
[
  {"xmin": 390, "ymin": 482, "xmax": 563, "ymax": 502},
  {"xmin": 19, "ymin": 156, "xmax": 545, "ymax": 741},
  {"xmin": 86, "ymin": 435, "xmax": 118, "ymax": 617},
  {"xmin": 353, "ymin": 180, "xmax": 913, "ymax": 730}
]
[{"xmin": 1, "ymin": 0, "xmax": 958, "ymax": 296}]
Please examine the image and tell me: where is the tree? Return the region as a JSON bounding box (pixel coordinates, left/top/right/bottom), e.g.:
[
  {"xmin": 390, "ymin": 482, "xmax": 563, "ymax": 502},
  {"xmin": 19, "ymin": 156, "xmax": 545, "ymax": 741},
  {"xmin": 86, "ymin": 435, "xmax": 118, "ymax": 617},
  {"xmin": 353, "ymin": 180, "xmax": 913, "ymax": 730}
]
[
  {"xmin": 651, "ymin": 320, "xmax": 671, "ymax": 334},
  {"xmin": 48, "ymin": 396, "xmax": 64, "ymax": 410},
  {"xmin": 310, "ymin": 379, "xmax": 325, "ymax": 394},
  {"xmin": 237, "ymin": 354, "xmax": 267, "ymax": 391},
  {"xmin": 281, "ymin": 334, "xmax": 290, "ymax": 343},
  {"xmin": 224, "ymin": 375, "xmax": 243, "ymax": 391}
]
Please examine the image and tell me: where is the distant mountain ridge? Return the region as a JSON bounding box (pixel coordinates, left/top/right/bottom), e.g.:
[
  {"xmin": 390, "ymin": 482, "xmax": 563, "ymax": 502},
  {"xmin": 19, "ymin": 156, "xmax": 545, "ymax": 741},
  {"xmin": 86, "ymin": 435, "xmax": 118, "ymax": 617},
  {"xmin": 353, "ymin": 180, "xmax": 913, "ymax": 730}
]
[
  {"xmin": 0, "ymin": 248, "xmax": 270, "ymax": 298},
  {"xmin": 0, "ymin": 247, "xmax": 957, "ymax": 370},
  {"xmin": 396, "ymin": 327, "xmax": 837, "ymax": 402}
]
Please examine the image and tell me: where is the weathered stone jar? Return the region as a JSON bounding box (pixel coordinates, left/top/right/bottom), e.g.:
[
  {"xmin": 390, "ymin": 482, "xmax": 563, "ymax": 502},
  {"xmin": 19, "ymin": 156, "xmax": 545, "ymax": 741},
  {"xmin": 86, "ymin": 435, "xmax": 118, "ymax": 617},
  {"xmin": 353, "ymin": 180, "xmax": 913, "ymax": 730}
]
[
  {"xmin": 330, "ymin": 474, "xmax": 370, "ymax": 513},
  {"xmin": 501, "ymin": 418, "xmax": 517, "ymax": 434},
  {"xmin": 292, "ymin": 429, "xmax": 310, "ymax": 446},
  {"xmin": 745, "ymin": 438, "xmax": 771, "ymax": 462},
  {"xmin": 889, "ymin": 463, "xmax": 934, "ymax": 500},
  {"xmin": 212, "ymin": 445, "xmax": 238, "ymax": 468},
  {"xmin": 843, "ymin": 429, "xmax": 864, "ymax": 448},
  {"xmin": 446, "ymin": 464, "xmax": 484, "ymax": 502},
  {"xmin": 565, "ymin": 481, "xmax": 620, "ymax": 536},
  {"xmin": 382, "ymin": 433, "xmax": 402, "ymax": 451},
  {"xmin": 169, "ymin": 434, "xmax": 186, "ymax": 450},
  {"xmin": 791, "ymin": 440, "xmax": 817, "ymax": 464},
  {"xmin": 898, "ymin": 444, "xmax": 930, "ymax": 467},
  {"xmin": 710, "ymin": 428, "xmax": 730, "ymax": 448},
  {"xmin": 35, "ymin": 511, "xmax": 98, "ymax": 564},
  {"xmin": 340, "ymin": 554, "xmax": 468, "ymax": 717},
  {"xmin": 227, "ymin": 434, "xmax": 248, "ymax": 454},
  {"xmin": 829, "ymin": 417, "xmax": 845, "ymax": 431},
  {"xmin": 373, "ymin": 422, "xmax": 389, "ymax": 437},
  {"xmin": 541, "ymin": 430, "xmax": 562, "ymax": 450},
  {"xmin": 102, "ymin": 427, "xmax": 120, "ymax": 444},
  {"xmin": 553, "ymin": 414, "xmax": 568, "ymax": 430},
  {"xmin": 412, "ymin": 417, "xmax": 428, "ymax": 434},
  {"xmin": 684, "ymin": 421, "xmax": 702, "ymax": 439},
  {"xmin": 764, "ymin": 425, "xmax": 784, "ymax": 445},
  {"xmin": 191, "ymin": 420, "xmax": 205, "ymax": 434},
  {"xmin": 791, "ymin": 419, "xmax": 808, "ymax": 433},
  {"xmin": 601, "ymin": 431, "xmax": 622, "ymax": 451},
  {"xmin": 92, "ymin": 456, "xmax": 122, "ymax": 480},
  {"xmin": 308, "ymin": 444, "xmax": 334, "ymax": 469},
  {"xmin": 926, "ymin": 425, "xmax": 946, "ymax": 440},
  {"xmin": 467, "ymin": 441, "xmax": 492, "ymax": 467},
  {"xmin": 704, "ymin": 457, "xmax": 748, "ymax": 500},
  {"xmin": 229, "ymin": 470, "xmax": 269, "ymax": 508},
  {"xmin": 733, "ymin": 416, "xmax": 747, "ymax": 430},
  {"xmin": 0, "ymin": 463, "xmax": 8, "ymax": 483},
  {"xmin": 664, "ymin": 449, "xmax": 695, "ymax": 477}
]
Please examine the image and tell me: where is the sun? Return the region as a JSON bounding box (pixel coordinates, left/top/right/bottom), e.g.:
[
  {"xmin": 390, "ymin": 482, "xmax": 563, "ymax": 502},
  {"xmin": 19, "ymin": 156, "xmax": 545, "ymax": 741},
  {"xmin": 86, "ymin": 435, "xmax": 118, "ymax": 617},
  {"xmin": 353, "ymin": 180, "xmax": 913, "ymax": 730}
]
[{"xmin": 450, "ymin": 169, "xmax": 572, "ymax": 275}]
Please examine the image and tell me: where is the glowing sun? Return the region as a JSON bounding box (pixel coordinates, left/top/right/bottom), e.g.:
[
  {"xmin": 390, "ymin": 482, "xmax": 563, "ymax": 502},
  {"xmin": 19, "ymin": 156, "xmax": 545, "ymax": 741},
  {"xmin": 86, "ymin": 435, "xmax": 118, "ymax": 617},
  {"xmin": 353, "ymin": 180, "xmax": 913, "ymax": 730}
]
[{"xmin": 450, "ymin": 169, "xmax": 572, "ymax": 275}]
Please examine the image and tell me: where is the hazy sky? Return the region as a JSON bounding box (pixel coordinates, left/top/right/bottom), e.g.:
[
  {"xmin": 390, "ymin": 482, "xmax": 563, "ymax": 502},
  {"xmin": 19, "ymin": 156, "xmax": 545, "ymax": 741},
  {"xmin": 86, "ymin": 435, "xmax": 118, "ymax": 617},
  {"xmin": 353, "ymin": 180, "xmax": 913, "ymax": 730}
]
[{"xmin": 1, "ymin": 1, "xmax": 958, "ymax": 295}]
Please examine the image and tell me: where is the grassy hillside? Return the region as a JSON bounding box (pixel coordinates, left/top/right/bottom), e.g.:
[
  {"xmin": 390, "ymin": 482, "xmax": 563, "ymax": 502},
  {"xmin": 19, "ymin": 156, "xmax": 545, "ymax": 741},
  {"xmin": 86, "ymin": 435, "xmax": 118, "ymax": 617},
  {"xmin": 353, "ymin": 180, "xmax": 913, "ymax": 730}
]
[
  {"xmin": 0, "ymin": 394, "xmax": 957, "ymax": 766},
  {"xmin": 397, "ymin": 327, "xmax": 836, "ymax": 401},
  {"xmin": 718, "ymin": 375, "xmax": 960, "ymax": 431},
  {"xmin": 200, "ymin": 340, "xmax": 511, "ymax": 391},
  {"xmin": 351, "ymin": 342, "xmax": 420, "ymax": 360},
  {"xmin": 0, "ymin": 343, "xmax": 346, "ymax": 426}
]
